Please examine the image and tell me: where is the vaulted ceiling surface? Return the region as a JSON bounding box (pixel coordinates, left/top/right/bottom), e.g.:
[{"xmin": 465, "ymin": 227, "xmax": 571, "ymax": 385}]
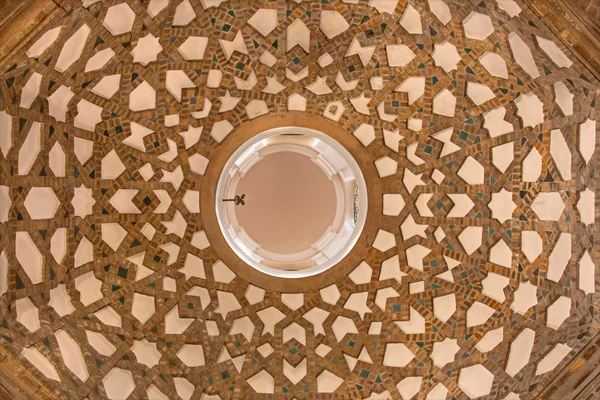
[{"xmin": 0, "ymin": 0, "xmax": 598, "ymax": 399}]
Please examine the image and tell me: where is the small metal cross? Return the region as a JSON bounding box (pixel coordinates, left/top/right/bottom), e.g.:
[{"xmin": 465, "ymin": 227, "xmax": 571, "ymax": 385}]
[{"xmin": 222, "ymin": 194, "xmax": 246, "ymax": 206}]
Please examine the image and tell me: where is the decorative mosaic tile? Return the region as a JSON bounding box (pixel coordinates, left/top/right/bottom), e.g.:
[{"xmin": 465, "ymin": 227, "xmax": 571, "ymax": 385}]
[{"xmin": 0, "ymin": 0, "xmax": 598, "ymax": 399}]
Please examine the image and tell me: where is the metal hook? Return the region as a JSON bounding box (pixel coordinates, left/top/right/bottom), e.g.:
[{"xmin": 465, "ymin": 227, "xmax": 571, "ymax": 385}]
[{"xmin": 222, "ymin": 194, "xmax": 246, "ymax": 206}]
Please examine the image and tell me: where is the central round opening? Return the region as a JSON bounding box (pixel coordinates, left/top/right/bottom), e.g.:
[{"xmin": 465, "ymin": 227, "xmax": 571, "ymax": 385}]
[
  {"xmin": 216, "ymin": 126, "xmax": 367, "ymax": 278},
  {"xmin": 235, "ymin": 151, "xmax": 337, "ymax": 254}
]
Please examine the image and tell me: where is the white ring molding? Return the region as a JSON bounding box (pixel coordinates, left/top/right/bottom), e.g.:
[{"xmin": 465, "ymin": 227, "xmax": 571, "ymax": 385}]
[{"xmin": 216, "ymin": 126, "xmax": 368, "ymax": 279}]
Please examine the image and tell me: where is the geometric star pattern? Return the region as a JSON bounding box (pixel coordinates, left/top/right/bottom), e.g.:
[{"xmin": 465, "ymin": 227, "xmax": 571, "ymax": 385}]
[{"xmin": 0, "ymin": 0, "xmax": 597, "ymax": 399}]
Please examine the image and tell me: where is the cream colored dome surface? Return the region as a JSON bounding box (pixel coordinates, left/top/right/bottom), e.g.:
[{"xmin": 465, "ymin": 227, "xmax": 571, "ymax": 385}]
[
  {"xmin": 235, "ymin": 151, "xmax": 337, "ymax": 254},
  {"xmin": 0, "ymin": 0, "xmax": 598, "ymax": 399}
]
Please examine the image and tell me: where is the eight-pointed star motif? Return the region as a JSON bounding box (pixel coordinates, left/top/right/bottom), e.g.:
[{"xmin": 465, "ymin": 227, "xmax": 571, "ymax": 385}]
[
  {"xmin": 488, "ymin": 188, "xmax": 517, "ymax": 223},
  {"xmin": 131, "ymin": 33, "xmax": 163, "ymax": 66},
  {"xmin": 430, "ymin": 338, "xmax": 460, "ymax": 368},
  {"xmin": 514, "ymin": 92, "xmax": 544, "ymax": 128},
  {"xmin": 432, "ymin": 40, "xmax": 462, "ymax": 72},
  {"xmin": 511, "ymin": 281, "xmax": 538, "ymax": 315},
  {"xmin": 72, "ymin": 184, "xmax": 95, "ymax": 218}
]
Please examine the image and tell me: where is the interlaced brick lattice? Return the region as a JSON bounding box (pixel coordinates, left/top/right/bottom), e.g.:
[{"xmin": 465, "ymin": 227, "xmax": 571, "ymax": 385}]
[{"xmin": 0, "ymin": 0, "xmax": 598, "ymax": 399}]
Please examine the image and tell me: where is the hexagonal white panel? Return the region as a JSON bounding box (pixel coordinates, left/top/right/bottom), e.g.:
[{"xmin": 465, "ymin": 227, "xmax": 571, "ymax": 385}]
[
  {"xmin": 102, "ymin": 368, "xmax": 135, "ymax": 399},
  {"xmin": 103, "ymin": 3, "xmax": 136, "ymax": 36},
  {"xmin": 531, "ymin": 192, "xmax": 565, "ymax": 221},
  {"xmin": 458, "ymin": 364, "xmax": 494, "ymax": 399}
]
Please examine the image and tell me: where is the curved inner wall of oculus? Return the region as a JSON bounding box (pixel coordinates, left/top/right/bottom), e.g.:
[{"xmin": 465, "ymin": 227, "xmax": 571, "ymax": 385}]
[{"xmin": 216, "ymin": 127, "xmax": 368, "ymax": 278}]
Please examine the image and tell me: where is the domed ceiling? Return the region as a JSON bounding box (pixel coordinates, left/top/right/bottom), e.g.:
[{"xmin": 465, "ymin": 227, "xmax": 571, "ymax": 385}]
[{"xmin": 0, "ymin": 0, "xmax": 598, "ymax": 399}]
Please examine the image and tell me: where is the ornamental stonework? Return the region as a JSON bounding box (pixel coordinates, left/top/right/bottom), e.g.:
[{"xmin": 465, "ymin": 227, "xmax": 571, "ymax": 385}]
[{"xmin": 0, "ymin": 0, "xmax": 598, "ymax": 399}]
